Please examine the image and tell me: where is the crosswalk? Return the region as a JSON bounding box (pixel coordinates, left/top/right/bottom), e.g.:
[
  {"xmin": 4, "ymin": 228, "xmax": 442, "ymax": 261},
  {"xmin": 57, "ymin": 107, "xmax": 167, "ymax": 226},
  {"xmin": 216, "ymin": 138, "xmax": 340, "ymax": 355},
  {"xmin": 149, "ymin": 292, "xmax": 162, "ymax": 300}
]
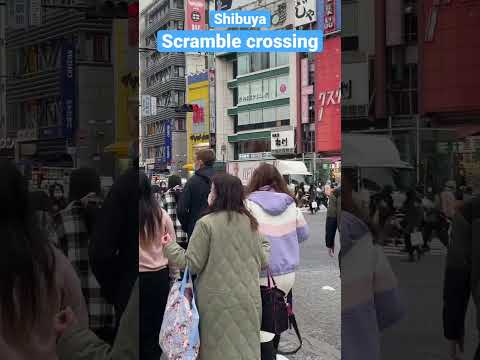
[{"xmin": 382, "ymin": 238, "xmax": 447, "ymax": 258}]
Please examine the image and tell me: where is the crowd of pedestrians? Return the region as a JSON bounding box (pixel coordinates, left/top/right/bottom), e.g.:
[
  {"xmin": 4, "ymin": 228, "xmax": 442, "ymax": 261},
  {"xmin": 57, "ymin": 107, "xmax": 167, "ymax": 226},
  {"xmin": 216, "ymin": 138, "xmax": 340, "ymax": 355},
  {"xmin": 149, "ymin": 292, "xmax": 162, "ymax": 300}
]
[{"xmin": 0, "ymin": 147, "xmax": 311, "ymax": 360}]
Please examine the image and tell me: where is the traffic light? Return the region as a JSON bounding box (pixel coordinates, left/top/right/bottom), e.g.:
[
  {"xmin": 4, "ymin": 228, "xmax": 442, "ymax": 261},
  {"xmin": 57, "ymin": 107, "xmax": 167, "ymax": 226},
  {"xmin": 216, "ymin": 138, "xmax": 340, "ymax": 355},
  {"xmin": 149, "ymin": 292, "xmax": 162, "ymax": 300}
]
[
  {"xmin": 87, "ymin": 0, "xmax": 129, "ymax": 19},
  {"xmin": 175, "ymin": 104, "xmax": 200, "ymax": 113}
]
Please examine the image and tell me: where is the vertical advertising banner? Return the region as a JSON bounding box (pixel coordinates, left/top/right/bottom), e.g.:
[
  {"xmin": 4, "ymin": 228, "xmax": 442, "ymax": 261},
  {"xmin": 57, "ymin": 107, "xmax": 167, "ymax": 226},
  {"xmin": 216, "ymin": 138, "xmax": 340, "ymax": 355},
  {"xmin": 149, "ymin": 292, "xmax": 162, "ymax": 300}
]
[
  {"xmin": 324, "ymin": 0, "xmax": 341, "ymax": 34},
  {"xmin": 295, "ymin": 0, "xmax": 317, "ymax": 27},
  {"xmin": 186, "ymin": 71, "xmax": 210, "ymax": 164},
  {"xmin": 165, "ymin": 120, "xmax": 172, "ymax": 163},
  {"xmin": 185, "ymin": 0, "xmax": 206, "ymax": 30},
  {"xmin": 61, "ymin": 41, "xmax": 74, "ymax": 141},
  {"xmin": 315, "ymin": 37, "xmax": 341, "ymax": 153}
]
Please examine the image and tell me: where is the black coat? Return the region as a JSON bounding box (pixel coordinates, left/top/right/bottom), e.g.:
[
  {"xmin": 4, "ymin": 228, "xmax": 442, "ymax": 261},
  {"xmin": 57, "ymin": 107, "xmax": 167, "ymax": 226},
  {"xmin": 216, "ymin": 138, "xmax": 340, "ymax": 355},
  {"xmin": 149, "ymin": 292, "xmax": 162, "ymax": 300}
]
[
  {"xmin": 177, "ymin": 166, "xmax": 215, "ymax": 239},
  {"xmin": 90, "ymin": 166, "xmax": 138, "ymax": 319}
]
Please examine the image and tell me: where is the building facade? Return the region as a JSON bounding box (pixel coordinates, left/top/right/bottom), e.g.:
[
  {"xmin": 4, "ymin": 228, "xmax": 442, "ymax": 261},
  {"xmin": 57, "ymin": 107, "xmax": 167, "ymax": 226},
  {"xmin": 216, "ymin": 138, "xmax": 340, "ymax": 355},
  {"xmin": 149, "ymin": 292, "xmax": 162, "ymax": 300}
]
[
  {"xmin": 5, "ymin": 3, "xmax": 116, "ymax": 175},
  {"xmin": 214, "ymin": 0, "xmax": 298, "ymax": 163},
  {"xmin": 140, "ymin": 0, "xmax": 188, "ymax": 175},
  {"xmin": 342, "ymin": 0, "xmax": 480, "ymax": 190}
]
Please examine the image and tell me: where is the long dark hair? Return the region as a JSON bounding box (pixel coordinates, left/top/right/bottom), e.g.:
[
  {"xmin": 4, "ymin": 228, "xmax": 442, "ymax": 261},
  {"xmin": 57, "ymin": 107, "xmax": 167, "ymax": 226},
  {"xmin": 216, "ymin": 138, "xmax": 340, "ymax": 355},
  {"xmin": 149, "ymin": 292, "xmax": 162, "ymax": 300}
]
[
  {"xmin": 0, "ymin": 160, "xmax": 56, "ymax": 344},
  {"xmin": 139, "ymin": 172, "xmax": 162, "ymax": 244},
  {"xmin": 247, "ymin": 163, "xmax": 293, "ymax": 198},
  {"xmin": 69, "ymin": 168, "xmax": 102, "ymax": 235},
  {"xmin": 204, "ymin": 174, "xmax": 258, "ymax": 231},
  {"xmin": 69, "ymin": 168, "xmax": 101, "ymax": 203}
]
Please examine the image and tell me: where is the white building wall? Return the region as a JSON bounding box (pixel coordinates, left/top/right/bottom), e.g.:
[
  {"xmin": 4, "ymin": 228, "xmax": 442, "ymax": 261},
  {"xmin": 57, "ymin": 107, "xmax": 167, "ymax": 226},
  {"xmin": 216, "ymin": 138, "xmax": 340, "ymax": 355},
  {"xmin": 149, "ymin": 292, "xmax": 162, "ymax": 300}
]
[{"xmin": 214, "ymin": 58, "xmax": 235, "ymax": 161}]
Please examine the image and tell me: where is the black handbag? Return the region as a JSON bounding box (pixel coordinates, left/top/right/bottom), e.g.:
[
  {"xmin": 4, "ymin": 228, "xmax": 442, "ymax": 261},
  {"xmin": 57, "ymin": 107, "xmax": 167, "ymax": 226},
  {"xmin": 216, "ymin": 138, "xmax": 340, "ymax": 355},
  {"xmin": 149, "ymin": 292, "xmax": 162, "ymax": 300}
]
[{"xmin": 260, "ymin": 271, "xmax": 289, "ymax": 334}]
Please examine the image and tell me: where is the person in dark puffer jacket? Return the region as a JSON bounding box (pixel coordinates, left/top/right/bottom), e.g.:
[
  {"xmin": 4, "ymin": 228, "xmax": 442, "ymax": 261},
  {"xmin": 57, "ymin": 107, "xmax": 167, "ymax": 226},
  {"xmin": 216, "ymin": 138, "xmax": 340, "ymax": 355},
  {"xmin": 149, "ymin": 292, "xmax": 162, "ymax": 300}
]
[
  {"xmin": 177, "ymin": 149, "xmax": 216, "ymax": 239},
  {"xmin": 443, "ymin": 195, "xmax": 480, "ymax": 360}
]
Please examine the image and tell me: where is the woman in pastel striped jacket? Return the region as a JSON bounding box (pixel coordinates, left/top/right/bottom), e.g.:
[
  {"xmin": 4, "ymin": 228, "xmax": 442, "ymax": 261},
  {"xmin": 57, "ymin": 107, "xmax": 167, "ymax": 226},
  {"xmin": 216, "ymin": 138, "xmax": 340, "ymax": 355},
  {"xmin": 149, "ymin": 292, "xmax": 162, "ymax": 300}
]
[
  {"xmin": 341, "ymin": 168, "xmax": 405, "ymax": 360},
  {"xmin": 245, "ymin": 163, "xmax": 309, "ymax": 356}
]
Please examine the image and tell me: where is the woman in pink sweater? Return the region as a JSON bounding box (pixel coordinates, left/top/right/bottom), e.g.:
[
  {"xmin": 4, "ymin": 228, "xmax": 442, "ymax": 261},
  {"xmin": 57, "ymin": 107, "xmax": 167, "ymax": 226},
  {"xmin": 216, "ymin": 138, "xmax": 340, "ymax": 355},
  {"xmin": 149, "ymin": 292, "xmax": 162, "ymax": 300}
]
[{"xmin": 138, "ymin": 173, "xmax": 176, "ymax": 360}]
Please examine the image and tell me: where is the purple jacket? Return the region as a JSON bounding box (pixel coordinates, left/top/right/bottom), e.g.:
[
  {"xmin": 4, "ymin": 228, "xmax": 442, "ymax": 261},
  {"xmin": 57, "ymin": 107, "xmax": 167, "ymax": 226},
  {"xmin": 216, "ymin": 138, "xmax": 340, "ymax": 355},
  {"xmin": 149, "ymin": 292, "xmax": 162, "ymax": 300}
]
[{"xmin": 246, "ymin": 189, "xmax": 309, "ymax": 276}]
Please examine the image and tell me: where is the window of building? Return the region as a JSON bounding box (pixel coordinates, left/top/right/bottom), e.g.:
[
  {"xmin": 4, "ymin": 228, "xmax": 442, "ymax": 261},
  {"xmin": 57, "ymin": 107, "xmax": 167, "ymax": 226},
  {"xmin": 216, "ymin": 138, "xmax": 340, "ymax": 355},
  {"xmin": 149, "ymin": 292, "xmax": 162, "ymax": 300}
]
[
  {"xmin": 176, "ymin": 118, "xmax": 186, "ymax": 131},
  {"xmin": 342, "ymin": 36, "xmax": 359, "ymax": 52},
  {"xmin": 235, "ymin": 139, "xmax": 271, "ymax": 160},
  {"xmin": 251, "ymin": 53, "xmax": 269, "ymax": 72},
  {"xmin": 276, "ymin": 105, "xmax": 289, "ymax": 121},
  {"xmin": 238, "ymin": 111, "xmax": 250, "ymax": 126},
  {"xmin": 250, "ymin": 109, "xmax": 262, "ymax": 124},
  {"xmin": 262, "ymin": 107, "xmax": 275, "ymax": 122},
  {"xmin": 404, "ymin": 11, "xmax": 418, "ymax": 43},
  {"xmin": 238, "ymin": 54, "xmax": 250, "ymax": 75},
  {"xmin": 308, "ymin": 94, "xmax": 315, "ymax": 123},
  {"xmin": 238, "ymin": 83, "xmax": 250, "ymax": 102},
  {"xmin": 173, "ymin": 0, "xmax": 184, "ymax": 9},
  {"xmin": 173, "ymin": 20, "xmax": 184, "ymax": 30},
  {"xmin": 237, "ymin": 75, "xmax": 289, "ymax": 105},
  {"xmin": 276, "ymin": 53, "xmax": 289, "ymax": 67}
]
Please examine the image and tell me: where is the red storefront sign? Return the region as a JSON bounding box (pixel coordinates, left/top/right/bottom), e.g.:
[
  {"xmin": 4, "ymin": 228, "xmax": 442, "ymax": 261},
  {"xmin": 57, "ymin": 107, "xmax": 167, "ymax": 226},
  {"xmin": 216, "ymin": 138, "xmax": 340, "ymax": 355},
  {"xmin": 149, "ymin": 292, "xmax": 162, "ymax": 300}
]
[
  {"xmin": 186, "ymin": 0, "xmax": 206, "ymax": 31},
  {"xmin": 315, "ymin": 36, "xmax": 341, "ymax": 153}
]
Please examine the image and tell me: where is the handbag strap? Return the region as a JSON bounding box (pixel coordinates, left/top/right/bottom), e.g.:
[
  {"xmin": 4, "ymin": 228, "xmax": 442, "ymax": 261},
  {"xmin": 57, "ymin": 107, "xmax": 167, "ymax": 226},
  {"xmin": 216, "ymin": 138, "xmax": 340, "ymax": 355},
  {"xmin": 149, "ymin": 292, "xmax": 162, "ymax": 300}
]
[
  {"xmin": 180, "ymin": 267, "xmax": 191, "ymax": 295},
  {"xmin": 266, "ymin": 268, "xmax": 277, "ymax": 289},
  {"xmin": 277, "ymin": 313, "xmax": 303, "ymax": 356}
]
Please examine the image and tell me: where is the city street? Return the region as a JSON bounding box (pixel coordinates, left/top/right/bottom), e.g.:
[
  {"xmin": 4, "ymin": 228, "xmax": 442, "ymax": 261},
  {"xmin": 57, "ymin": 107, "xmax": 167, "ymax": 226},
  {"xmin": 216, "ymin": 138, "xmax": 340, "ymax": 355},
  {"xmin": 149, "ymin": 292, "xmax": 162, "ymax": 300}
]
[
  {"xmin": 381, "ymin": 244, "xmax": 478, "ymax": 359},
  {"xmin": 279, "ymin": 210, "xmax": 341, "ymax": 360}
]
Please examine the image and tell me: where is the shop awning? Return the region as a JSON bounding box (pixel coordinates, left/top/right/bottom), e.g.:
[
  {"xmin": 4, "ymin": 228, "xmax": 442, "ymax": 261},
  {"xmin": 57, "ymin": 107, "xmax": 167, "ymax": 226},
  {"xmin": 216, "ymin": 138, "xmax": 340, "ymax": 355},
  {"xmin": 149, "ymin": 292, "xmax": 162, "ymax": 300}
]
[
  {"xmin": 104, "ymin": 141, "xmax": 130, "ymax": 158},
  {"xmin": 228, "ymin": 131, "xmax": 271, "ymax": 143},
  {"xmin": 276, "ymin": 160, "xmax": 312, "ymax": 176},
  {"xmin": 342, "ymin": 134, "xmax": 412, "ymax": 168}
]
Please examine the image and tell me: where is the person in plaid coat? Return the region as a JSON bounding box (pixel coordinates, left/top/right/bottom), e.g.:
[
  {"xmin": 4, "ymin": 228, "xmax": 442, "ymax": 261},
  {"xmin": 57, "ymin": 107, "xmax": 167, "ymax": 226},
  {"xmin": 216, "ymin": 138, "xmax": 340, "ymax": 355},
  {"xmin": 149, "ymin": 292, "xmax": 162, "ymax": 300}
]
[
  {"xmin": 55, "ymin": 168, "xmax": 115, "ymax": 344},
  {"xmin": 160, "ymin": 175, "xmax": 188, "ymax": 282},
  {"xmin": 160, "ymin": 175, "xmax": 188, "ymax": 249}
]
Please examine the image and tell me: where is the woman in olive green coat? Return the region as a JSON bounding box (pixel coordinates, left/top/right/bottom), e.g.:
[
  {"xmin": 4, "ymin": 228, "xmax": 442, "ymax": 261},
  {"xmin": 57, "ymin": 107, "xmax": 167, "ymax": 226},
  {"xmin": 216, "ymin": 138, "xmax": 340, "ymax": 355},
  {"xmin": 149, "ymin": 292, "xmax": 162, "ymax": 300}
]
[{"xmin": 162, "ymin": 174, "xmax": 270, "ymax": 360}]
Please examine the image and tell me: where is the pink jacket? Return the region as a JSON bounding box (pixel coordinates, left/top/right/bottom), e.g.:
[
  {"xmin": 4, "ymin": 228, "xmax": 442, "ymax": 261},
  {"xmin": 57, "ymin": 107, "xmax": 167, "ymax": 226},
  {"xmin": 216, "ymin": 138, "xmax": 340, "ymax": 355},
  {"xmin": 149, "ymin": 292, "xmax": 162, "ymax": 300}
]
[{"xmin": 139, "ymin": 209, "xmax": 176, "ymax": 272}]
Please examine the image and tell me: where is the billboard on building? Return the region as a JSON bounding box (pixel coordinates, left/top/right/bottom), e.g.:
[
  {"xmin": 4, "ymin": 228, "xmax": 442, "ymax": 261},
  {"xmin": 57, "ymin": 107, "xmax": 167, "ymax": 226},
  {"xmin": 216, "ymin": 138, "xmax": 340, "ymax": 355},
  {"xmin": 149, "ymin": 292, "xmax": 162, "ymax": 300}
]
[
  {"xmin": 323, "ymin": 0, "xmax": 341, "ymax": 34},
  {"xmin": 216, "ymin": 0, "xmax": 289, "ymax": 28},
  {"xmin": 271, "ymin": 129, "xmax": 295, "ymax": 155},
  {"xmin": 315, "ymin": 36, "xmax": 341, "ymax": 153},
  {"xmin": 215, "ymin": 0, "xmax": 256, "ymax": 11},
  {"xmin": 186, "ymin": 0, "xmax": 206, "ymax": 30},
  {"xmin": 295, "ymin": 0, "xmax": 317, "ymax": 27},
  {"xmin": 186, "ymin": 71, "xmax": 210, "ymax": 163}
]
